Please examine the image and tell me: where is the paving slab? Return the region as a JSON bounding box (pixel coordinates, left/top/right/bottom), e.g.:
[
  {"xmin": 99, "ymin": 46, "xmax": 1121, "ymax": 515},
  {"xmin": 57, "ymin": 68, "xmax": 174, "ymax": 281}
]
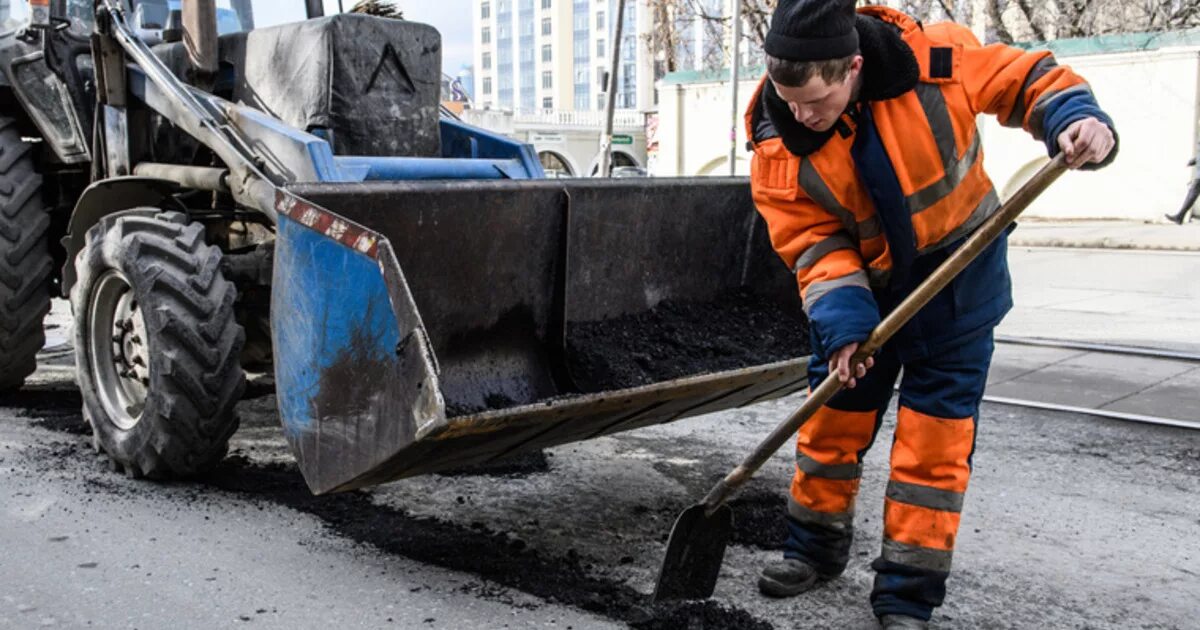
[
  {"xmin": 984, "ymin": 360, "xmax": 1161, "ymax": 409},
  {"xmin": 1100, "ymin": 365, "xmax": 1200, "ymax": 418},
  {"xmin": 986, "ymin": 344, "xmax": 1084, "ymax": 386}
]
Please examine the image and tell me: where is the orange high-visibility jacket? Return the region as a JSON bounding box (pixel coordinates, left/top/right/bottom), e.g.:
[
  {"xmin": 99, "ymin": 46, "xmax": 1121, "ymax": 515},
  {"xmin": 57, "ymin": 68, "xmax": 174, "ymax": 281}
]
[{"xmin": 746, "ymin": 6, "xmax": 1114, "ymax": 358}]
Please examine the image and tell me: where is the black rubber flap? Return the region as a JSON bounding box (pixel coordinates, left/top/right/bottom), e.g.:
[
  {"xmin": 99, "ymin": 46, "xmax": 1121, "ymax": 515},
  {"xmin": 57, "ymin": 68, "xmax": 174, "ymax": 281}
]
[{"xmin": 654, "ymin": 503, "xmax": 734, "ymax": 602}]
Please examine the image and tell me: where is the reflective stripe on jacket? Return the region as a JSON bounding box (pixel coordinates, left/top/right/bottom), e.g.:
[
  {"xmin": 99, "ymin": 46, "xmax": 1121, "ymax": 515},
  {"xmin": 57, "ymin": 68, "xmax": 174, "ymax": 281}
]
[{"xmin": 746, "ymin": 6, "xmax": 1114, "ymax": 359}]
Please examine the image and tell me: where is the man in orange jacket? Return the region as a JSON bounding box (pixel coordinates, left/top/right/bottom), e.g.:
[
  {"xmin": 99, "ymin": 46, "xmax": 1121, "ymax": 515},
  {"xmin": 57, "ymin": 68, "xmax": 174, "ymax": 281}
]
[{"xmin": 746, "ymin": 1, "xmax": 1116, "ymax": 628}]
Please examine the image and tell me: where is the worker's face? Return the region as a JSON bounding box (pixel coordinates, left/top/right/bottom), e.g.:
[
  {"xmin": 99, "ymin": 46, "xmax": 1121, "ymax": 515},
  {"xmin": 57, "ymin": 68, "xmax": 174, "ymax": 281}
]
[{"xmin": 772, "ymin": 56, "xmax": 863, "ymax": 133}]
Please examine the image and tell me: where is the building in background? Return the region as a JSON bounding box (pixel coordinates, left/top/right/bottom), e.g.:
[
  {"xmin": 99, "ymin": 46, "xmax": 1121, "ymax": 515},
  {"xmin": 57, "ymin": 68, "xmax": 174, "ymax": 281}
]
[{"xmin": 472, "ymin": 0, "xmax": 654, "ymax": 113}]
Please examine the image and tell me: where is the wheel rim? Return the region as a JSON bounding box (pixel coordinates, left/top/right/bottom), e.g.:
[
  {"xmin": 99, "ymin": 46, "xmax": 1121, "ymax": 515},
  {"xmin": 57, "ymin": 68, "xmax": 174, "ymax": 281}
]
[{"xmin": 88, "ymin": 270, "xmax": 150, "ymax": 430}]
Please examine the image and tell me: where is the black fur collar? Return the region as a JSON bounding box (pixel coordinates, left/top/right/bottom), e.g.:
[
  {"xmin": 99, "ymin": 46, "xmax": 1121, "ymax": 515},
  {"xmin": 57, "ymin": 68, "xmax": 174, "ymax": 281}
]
[{"xmin": 761, "ymin": 15, "xmax": 920, "ymax": 156}]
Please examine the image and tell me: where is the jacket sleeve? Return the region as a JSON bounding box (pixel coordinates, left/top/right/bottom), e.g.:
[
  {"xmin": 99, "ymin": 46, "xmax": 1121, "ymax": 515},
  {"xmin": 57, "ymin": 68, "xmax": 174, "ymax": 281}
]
[
  {"xmin": 950, "ymin": 25, "xmax": 1118, "ymax": 170},
  {"xmin": 750, "ymin": 143, "xmax": 880, "ymax": 358}
]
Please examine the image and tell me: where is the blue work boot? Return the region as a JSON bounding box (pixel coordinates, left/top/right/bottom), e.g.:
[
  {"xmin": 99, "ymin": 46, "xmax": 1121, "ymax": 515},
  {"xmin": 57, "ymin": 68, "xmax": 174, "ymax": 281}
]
[
  {"xmin": 757, "ymin": 558, "xmax": 827, "ymax": 597},
  {"xmin": 879, "ymin": 614, "xmax": 929, "ymax": 629}
]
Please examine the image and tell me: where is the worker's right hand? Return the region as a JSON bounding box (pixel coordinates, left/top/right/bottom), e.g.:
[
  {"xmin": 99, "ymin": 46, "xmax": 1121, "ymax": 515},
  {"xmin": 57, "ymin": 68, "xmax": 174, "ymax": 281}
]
[{"xmin": 831, "ymin": 343, "xmax": 873, "ymax": 389}]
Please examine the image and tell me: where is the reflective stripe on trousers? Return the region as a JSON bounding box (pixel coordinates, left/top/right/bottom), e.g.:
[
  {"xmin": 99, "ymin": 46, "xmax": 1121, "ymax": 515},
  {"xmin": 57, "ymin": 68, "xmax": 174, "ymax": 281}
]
[{"xmin": 786, "ymin": 330, "xmax": 995, "ymax": 619}]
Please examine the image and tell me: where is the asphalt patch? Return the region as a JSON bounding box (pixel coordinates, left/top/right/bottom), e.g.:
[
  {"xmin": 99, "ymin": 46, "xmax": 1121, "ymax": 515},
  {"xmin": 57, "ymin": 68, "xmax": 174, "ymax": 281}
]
[
  {"xmin": 436, "ymin": 450, "xmax": 551, "ymax": 477},
  {"xmin": 566, "ymin": 288, "xmax": 810, "ymax": 392},
  {"xmin": 197, "ymin": 457, "xmax": 774, "ymax": 628},
  {"xmin": 24, "ymin": 391, "xmax": 777, "ymax": 627},
  {"xmin": 1, "ymin": 386, "xmax": 87, "ymax": 435}
]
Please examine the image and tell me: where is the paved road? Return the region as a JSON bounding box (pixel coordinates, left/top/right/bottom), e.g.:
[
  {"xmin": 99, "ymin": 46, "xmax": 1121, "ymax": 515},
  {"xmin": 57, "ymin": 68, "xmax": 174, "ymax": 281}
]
[{"xmin": 2, "ymin": 246, "xmax": 1198, "ymax": 629}]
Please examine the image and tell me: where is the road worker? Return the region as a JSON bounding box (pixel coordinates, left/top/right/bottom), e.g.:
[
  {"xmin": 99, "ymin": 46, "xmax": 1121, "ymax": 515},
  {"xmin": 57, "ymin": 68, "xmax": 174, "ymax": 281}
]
[{"xmin": 744, "ymin": 1, "xmax": 1117, "ymax": 628}]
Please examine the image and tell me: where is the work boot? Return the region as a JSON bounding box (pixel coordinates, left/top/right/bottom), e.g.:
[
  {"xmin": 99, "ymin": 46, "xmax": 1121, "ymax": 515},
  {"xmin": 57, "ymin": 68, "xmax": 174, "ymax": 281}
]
[
  {"xmin": 757, "ymin": 558, "xmax": 821, "ymax": 597},
  {"xmin": 879, "ymin": 614, "xmax": 929, "ymax": 629}
]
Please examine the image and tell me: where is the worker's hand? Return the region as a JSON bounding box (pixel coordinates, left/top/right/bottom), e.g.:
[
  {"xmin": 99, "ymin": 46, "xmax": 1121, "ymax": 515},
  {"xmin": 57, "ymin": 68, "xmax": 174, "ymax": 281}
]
[
  {"xmin": 831, "ymin": 343, "xmax": 874, "ymax": 389},
  {"xmin": 1057, "ymin": 117, "xmax": 1115, "ymax": 169}
]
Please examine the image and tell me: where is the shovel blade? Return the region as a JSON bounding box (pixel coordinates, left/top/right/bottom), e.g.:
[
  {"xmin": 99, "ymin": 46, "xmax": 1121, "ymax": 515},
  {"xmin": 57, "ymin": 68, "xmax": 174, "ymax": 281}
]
[{"xmin": 653, "ymin": 503, "xmax": 734, "ymax": 602}]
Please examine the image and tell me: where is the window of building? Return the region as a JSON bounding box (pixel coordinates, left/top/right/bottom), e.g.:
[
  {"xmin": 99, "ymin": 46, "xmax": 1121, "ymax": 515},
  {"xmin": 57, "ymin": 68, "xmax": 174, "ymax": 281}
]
[
  {"xmin": 542, "ymin": 97, "xmax": 553, "ymax": 109},
  {"xmin": 596, "ymin": 93, "xmax": 606, "ymax": 110},
  {"xmin": 541, "ymin": 17, "xmax": 551, "ymax": 35},
  {"xmin": 596, "ymin": 10, "xmax": 604, "ymax": 29},
  {"xmin": 482, "ymin": 52, "xmax": 492, "ymax": 69},
  {"xmin": 542, "ymin": 71, "xmax": 552, "ymax": 89},
  {"xmin": 541, "ymin": 44, "xmax": 552, "ymax": 62},
  {"xmin": 596, "ymin": 39, "xmax": 605, "ymax": 57},
  {"xmin": 597, "ymin": 66, "xmax": 607, "ymax": 89},
  {"xmin": 481, "ymin": 1, "xmax": 490, "ymax": 18},
  {"xmin": 482, "ymin": 27, "xmax": 490, "ymax": 44},
  {"xmin": 483, "ymin": 77, "xmax": 492, "ymax": 94},
  {"xmin": 541, "ymin": 0, "xmax": 552, "ymax": 8}
]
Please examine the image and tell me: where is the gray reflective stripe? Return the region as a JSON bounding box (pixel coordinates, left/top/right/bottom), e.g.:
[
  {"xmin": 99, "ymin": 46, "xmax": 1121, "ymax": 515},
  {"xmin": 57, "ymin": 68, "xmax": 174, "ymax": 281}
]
[
  {"xmin": 886, "ymin": 480, "xmax": 964, "ymax": 513},
  {"xmin": 919, "ymin": 187, "xmax": 1000, "ymax": 255},
  {"xmin": 788, "ymin": 496, "xmax": 853, "ymax": 532},
  {"xmin": 907, "ymin": 131, "xmax": 981, "ymax": 215},
  {"xmin": 797, "ymin": 453, "xmax": 862, "ymax": 480},
  {"xmin": 858, "ymin": 215, "xmax": 882, "ymax": 240},
  {"xmin": 1005, "ymin": 55, "xmax": 1059, "ymax": 129},
  {"xmin": 799, "ymin": 158, "xmax": 869, "ymax": 240},
  {"xmin": 799, "ymin": 157, "xmax": 882, "ymax": 241},
  {"xmin": 792, "ymin": 232, "xmax": 857, "ymax": 273},
  {"xmin": 882, "ymin": 538, "xmax": 953, "ymax": 572},
  {"xmin": 916, "ymin": 83, "xmax": 957, "ymax": 173},
  {"xmin": 1029, "ymin": 83, "xmax": 1094, "ymax": 140},
  {"xmin": 802, "ymin": 270, "xmax": 870, "ymax": 315}
]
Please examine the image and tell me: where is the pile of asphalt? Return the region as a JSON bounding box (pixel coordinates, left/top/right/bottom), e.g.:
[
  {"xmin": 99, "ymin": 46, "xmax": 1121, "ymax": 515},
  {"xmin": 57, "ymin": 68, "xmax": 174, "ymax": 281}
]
[
  {"xmin": 566, "ymin": 288, "xmax": 810, "ymax": 392},
  {"xmin": 727, "ymin": 491, "xmax": 789, "ymax": 551}
]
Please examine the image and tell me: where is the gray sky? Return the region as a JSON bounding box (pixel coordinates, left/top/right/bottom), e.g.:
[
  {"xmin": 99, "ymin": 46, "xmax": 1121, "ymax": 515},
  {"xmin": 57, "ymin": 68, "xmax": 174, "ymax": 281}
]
[{"xmin": 395, "ymin": 1, "xmax": 474, "ymax": 75}]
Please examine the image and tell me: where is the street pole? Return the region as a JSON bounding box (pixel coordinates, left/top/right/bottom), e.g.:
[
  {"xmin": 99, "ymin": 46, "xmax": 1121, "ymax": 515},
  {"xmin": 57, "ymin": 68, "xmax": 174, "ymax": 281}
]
[
  {"xmin": 728, "ymin": 0, "xmax": 742, "ymax": 176},
  {"xmin": 599, "ymin": 0, "xmax": 627, "ymax": 178}
]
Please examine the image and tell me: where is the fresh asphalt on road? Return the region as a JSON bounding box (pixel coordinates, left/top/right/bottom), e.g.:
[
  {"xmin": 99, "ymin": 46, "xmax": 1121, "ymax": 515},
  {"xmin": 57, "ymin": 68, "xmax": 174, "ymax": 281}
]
[{"xmin": 1, "ymin": 246, "xmax": 1197, "ymax": 629}]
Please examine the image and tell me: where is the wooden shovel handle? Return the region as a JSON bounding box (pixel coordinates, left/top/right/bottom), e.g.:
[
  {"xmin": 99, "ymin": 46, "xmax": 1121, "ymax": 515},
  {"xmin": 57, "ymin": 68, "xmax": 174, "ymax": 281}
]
[{"xmin": 702, "ymin": 154, "xmax": 1069, "ymax": 514}]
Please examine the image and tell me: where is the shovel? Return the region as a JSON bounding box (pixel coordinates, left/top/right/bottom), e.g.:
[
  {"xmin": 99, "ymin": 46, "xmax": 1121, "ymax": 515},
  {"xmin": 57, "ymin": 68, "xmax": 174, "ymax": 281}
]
[{"xmin": 653, "ymin": 154, "xmax": 1069, "ymax": 602}]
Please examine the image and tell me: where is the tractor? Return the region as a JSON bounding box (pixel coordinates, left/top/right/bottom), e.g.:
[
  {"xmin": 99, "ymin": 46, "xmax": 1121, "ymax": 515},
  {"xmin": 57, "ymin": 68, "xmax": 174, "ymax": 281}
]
[{"xmin": 0, "ymin": 0, "xmax": 810, "ymax": 493}]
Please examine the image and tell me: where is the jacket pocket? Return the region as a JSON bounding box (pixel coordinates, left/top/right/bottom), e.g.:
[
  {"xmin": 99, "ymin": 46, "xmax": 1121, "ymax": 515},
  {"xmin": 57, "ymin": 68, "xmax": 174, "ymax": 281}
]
[{"xmin": 752, "ymin": 139, "xmax": 801, "ymax": 201}]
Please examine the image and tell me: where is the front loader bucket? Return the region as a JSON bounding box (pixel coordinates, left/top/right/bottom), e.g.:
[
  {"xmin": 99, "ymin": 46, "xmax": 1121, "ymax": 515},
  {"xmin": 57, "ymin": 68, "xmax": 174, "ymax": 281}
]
[{"xmin": 272, "ymin": 179, "xmax": 811, "ymax": 494}]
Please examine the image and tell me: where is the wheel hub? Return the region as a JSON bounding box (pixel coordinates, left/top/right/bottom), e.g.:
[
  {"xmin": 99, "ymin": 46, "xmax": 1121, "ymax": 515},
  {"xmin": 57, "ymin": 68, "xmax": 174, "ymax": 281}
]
[{"xmin": 89, "ymin": 270, "xmax": 149, "ymax": 430}]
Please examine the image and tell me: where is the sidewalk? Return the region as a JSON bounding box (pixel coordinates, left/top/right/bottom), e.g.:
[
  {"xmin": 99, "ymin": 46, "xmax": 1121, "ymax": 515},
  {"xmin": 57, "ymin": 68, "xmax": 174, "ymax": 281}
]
[
  {"xmin": 990, "ymin": 245, "xmax": 1200, "ymax": 421},
  {"xmin": 1009, "ymin": 219, "xmax": 1200, "ymax": 251}
]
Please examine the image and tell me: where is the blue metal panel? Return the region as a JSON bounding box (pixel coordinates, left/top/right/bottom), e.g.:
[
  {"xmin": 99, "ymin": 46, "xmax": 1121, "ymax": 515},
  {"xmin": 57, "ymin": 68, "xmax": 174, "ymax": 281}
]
[
  {"xmin": 334, "ymin": 156, "xmax": 527, "ymax": 180},
  {"xmin": 272, "ymin": 215, "xmax": 402, "ymax": 439},
  {"xmin": 440, "ymin": 118, "xmax": 545, "ymax": 178}
]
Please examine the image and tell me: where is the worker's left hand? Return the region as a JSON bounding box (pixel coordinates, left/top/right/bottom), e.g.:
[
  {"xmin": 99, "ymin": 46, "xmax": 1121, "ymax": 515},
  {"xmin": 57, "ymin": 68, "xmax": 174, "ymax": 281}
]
[{"xmin": 1057, "ymin": 117, "xmax": 1115, "ymax": 169}]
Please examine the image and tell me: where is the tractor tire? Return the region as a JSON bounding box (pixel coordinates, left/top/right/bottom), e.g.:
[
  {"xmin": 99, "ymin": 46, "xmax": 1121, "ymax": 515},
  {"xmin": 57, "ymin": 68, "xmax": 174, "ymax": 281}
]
[
  {"xmin": 71, "ymin": 210, "xmax": 245, "ymax": 478},
  {"xmin": 0, "ymin": 116, "xmax": 53, "ymax": 393}
]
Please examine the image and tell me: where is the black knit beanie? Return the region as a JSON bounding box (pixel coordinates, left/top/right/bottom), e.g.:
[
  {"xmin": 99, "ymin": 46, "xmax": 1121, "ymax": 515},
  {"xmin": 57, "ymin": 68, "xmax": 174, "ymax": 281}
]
[{"xmin": 765, "ymin": 0, "xmax": 859, "ymax": 61}]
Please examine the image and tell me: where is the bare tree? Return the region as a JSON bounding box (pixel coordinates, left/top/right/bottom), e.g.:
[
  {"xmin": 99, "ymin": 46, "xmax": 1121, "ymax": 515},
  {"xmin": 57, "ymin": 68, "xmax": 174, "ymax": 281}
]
[
  {"xmin": 349, "ymin": 0, "xmax": 404, "ymax": 19},
  {"xmin": 645, "ymin": 0, "xmax": 1200, "ymax": 73}
]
